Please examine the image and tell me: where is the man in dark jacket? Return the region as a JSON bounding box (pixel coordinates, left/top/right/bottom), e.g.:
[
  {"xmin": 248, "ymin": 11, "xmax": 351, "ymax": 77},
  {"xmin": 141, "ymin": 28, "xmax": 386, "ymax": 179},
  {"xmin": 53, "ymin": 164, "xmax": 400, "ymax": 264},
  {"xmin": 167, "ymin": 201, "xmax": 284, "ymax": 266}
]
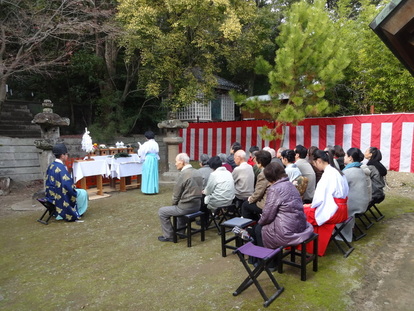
[{"xmin": 158, "ymin": 153, "xmax": 203, "ymax": 242}]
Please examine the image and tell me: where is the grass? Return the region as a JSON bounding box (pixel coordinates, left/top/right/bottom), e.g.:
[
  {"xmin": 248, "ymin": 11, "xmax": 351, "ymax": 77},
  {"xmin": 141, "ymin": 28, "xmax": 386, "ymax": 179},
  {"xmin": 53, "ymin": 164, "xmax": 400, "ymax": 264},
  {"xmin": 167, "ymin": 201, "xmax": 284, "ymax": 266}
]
[{"xmin": 0, "ymin": 185, "xmax": 413, "ymax": 311}]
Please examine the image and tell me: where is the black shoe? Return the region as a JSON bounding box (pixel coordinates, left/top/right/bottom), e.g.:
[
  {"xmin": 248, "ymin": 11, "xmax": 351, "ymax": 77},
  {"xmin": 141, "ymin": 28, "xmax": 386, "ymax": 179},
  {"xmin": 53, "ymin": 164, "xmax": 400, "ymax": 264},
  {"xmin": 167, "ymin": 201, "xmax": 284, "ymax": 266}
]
[{"xmin": 158, "ymin": 236, "xmax": 173, "ymax": 242}]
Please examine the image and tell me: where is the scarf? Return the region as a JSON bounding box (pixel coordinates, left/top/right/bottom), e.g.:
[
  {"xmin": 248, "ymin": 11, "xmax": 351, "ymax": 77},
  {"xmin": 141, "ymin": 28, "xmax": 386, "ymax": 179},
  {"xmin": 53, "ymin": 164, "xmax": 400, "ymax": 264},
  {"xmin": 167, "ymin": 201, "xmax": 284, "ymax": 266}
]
[
  {"xmin": 343, "ymin": 162, "xmax": 362, "ymax": 171},
  {"xmin": 367, "ymin": 159, "xmax": 387, "ymax": 176}
]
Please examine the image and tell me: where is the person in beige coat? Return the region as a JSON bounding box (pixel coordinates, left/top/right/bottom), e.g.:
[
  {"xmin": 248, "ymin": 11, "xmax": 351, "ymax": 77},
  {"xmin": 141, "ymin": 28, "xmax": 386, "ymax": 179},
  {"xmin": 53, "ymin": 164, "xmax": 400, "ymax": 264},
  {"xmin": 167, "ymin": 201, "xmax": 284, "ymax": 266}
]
[{"xmin": 241, "ymin": 150, "xmax": 273, "ymax": 220}]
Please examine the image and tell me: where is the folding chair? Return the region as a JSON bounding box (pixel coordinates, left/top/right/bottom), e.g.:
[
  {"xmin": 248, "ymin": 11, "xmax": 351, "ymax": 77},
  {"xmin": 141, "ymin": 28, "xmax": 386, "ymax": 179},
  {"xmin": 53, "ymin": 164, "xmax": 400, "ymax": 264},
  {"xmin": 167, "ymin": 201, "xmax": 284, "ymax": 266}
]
[
  {"xmin": 207, "ymin": 204, "xmax": 240, "ymax": 234},
  {"xmin": 172, "ymin": 211, "xmax": 205, "ymax": 247},
  {"xmin": 354, "ymin": 212, "xmax": 374, "ymax": 230},
  {"xmin": 36, "ymin": 198, "xmax": 56, "ymax": 225},
  {"xmin": 366, "ymin": 202, "xmax": 385, "ymax": 221},
  {"xmin": 352, "ymin": 219, "xmax": 367, "ymax": 241},
  {"xmin": 220, "ymin": 217, "xmax": 255, "ymax": 257},
  {"xmin": 278, "ymin": 233, "xmax": 318, "ymax": 281},
  {"xmin": 331, "ymin": 216, "xmax": 355, "ymax": 258},
  {"xmin": 233, "ymin": 242, "xmax": 284, "ymax": 308}
]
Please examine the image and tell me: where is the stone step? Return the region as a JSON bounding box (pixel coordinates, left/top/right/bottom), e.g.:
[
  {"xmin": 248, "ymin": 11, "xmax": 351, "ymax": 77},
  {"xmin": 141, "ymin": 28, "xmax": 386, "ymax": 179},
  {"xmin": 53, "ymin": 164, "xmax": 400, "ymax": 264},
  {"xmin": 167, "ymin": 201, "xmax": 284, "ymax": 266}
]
[{"xmin": 0, "ymin": 113, "xmax": 34, "ymax": 122}]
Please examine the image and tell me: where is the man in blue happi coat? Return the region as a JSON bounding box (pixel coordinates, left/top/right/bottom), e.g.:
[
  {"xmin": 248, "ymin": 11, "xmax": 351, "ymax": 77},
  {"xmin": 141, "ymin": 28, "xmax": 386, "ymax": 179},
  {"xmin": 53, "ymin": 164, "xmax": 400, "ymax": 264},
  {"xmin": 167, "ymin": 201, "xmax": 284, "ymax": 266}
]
[{"xmin": 45, "ymin": 143, "xmax": 88, "ymax": 221}]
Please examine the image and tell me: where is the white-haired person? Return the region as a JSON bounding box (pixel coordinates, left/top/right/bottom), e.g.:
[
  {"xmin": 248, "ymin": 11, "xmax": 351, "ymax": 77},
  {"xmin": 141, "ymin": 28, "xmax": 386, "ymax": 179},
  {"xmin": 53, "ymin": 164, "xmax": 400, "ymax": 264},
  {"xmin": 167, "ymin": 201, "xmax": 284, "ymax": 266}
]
[{"xmin": 158, "ymin": 153, "xmax": 203, "ymax": 242}]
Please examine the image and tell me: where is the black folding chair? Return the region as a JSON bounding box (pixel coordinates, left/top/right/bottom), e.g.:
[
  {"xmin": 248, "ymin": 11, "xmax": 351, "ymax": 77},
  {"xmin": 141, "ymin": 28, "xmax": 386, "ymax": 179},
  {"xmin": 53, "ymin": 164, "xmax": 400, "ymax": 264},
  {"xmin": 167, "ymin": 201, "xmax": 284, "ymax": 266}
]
[
  {"xmin": 331, "ymin": 216, "xmax": 355, "ymax": 258},
  {"xmin": 207, "ymin": 204, "xmax": 240, "ymax": 234},
  {"xmin": 366, "ymin": 202, "xmax": 385, "ymax": 221},
  {"xmin": 233, "ymin": 242, "xmax": 284, "ymax": 308},
  {"xmin": 36, "ymin": 198, "xmax": 56, "ymax": 225}
]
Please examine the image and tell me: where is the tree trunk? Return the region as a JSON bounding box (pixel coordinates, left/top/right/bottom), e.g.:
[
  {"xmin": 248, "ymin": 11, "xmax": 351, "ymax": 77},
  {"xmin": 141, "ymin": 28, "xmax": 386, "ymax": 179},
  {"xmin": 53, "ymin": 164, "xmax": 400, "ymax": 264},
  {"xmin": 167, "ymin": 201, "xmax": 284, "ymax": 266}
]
[{"xmin": 0, "ymin": 77, "xmax": 8, "ymax": 111}]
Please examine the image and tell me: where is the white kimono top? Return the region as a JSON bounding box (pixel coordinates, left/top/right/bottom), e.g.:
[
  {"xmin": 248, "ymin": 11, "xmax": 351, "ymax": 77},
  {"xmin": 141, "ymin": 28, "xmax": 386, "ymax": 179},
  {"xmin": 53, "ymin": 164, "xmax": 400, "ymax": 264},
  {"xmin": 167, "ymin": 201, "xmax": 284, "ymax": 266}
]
[
  {"xmin": 311, "ymin": 165, "xmax": 349, "ymax": 225},
  {"xmin": 138, "ymin": 139, "xmax": 160, "ymax": 161}
]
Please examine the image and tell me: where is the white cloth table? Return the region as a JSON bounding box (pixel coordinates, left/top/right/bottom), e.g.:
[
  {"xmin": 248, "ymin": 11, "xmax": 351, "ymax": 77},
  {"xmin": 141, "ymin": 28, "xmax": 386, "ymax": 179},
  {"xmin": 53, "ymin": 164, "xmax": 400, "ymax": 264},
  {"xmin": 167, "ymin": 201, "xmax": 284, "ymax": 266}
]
[
  {"xmin": 90, "ymin": 154, "xmax": 142, "ymax": 192},
  {"xmin": 73, "ymin": 159, "xmax": 110, "ymax": 195},
  {"xmin": 73, "ymin": 159, "xmax": 110, "ymax": 183},
  {"xmin": 90, "ymin": 154, "xmax": 142, "ymax": 179}
]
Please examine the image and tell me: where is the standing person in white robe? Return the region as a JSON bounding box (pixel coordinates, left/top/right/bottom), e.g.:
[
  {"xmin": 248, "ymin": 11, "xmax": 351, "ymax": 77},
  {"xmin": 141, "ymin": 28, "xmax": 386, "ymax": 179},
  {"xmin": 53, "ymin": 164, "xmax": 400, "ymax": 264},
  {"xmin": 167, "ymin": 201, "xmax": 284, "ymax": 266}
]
[
  {"xmin": 303, "ymin": 149, "xmax": 349, "ymax": 256},
  {"xmin": 138, "ymin": 131, "xmax": 160, "ymax": 194}
]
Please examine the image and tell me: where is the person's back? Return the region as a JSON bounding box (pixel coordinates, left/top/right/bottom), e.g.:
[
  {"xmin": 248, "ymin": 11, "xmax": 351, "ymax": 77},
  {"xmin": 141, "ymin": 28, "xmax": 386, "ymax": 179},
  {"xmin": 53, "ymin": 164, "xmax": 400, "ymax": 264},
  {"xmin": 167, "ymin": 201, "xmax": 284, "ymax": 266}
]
[
  {"xmin": 174, "ymin": 167, "xmax": 203, "ymax": 210},
  {"xmin": 204, "ymin": 156, "xmax": 235, "ymax": 210},
  {"xmin": 232, "ymin": 150, "xmax": 255, "ymax": 199},
  {"xmin": 294, "ymin": 145, "xmax": 316, "ymax": 203},
  {"xmin": 197, "ymin": 154, "xmax": 212, "ymax": 189}
]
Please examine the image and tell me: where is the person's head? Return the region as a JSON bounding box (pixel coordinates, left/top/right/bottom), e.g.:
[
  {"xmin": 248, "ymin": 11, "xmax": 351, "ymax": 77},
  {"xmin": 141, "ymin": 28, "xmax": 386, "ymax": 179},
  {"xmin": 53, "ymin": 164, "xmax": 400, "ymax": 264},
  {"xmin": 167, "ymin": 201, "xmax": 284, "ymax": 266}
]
[
  {"xmin": 345, "ymin": 148, "xmax": 364, "ymax": 164},
  {"xmin": 276, "ymin": 147, "xmax": 286, "ymax": 159},
  {"xmin": 295, "ymin": 145, "xmax": 308, "ymax": 159},
  {"xmin": 334, "ymin": 145, "xmax": 345, "ymax": 158},
  {"xmin": 308, "ymin": 146, "xmax": 319, "ymax": 162},
  {"xmin": 199, "ymin": 153, "xmax": 210, "ymax": 166},
  {"xmin": 53, "ymin": 143, "xmax": 68, "ymax": 162},
  {"xmin": 264, "ymin": 162, "xmax": 287, "ymax": 183},
  {"xmin": 262, "ymin": 146, "xmax": 275, "ymax": 158},
  {"xmin": 208, "ymin": 156, "xmax": 222, "ymax": 170},
  {"xmin": 312, "ymin": 149, "xmax": 342, "ymax": 174},
  {"xmin": 255, "ymin": 150, "xmax": 272, "ymax": 169},
  {"xmin": 234, "ymin": 149, "xmax": 247, "ymax": 166},
  {"xmin": 364, "ymin": 147, "xmax": 382, "ymax": 162},
  {"xmin": 281, "ymin": 149, "xmax": 295, "ymax": 164},
  {"xmin": 144, "ymin": 131, "xmax": 155, "ymax": 140},
  {"xmin": 218, "ymin": 153, "xmax": 228, "ymax": 163},
  {"xmin": 175, "ymin": 153, "xmax": 190, "ymax": 171},
  {"xmin": 230, "ymin": 142, "xmax": 242, "ymax": 154},
  {"xmin": 249, "ymin": 145, "xmax": 259, "ymax": 156}
]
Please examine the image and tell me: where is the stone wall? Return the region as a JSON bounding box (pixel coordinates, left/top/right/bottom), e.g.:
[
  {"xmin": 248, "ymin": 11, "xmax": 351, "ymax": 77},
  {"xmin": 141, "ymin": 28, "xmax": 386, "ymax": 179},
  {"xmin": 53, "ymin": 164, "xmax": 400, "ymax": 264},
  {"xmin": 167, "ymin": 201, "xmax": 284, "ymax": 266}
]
[{"xmin": 0, "ymin": 135, "xmax": 167, "ymax": 182}]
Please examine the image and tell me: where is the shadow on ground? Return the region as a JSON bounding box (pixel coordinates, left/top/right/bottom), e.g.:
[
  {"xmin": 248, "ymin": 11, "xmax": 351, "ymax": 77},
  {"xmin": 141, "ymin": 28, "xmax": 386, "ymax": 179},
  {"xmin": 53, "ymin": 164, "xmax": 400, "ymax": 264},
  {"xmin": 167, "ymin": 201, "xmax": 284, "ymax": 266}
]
[{"xmin": 0, "ymin": 181, "xmax": 413, "ymax": 310}]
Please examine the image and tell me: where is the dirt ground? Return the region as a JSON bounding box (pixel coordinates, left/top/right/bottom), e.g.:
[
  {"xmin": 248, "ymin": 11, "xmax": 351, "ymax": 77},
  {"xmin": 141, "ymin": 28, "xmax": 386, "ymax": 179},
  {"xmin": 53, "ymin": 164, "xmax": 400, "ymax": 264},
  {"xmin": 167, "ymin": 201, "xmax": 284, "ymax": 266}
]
[{"xmin": 1, "ymin": 171, "xmax": 413, "ymax": 310}]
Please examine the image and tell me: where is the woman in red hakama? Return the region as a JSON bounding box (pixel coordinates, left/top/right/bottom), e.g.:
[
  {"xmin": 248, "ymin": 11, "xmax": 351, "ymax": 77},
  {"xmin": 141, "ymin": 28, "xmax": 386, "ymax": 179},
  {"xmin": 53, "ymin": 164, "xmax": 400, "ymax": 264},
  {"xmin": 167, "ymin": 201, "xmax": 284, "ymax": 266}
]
[{"xmin": 304, "ymin": 149, "xmax": 349, "ymax": 256}]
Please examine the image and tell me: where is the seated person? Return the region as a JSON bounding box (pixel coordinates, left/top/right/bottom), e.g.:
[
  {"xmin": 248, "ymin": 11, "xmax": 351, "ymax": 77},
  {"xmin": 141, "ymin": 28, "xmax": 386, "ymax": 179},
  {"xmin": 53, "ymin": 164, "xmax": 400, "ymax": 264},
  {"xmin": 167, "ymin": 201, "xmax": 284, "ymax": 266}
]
[
  {"xmin": 45, "ymin": 143, "xmax": 88, "ymax": 221},
  {"xmin": 232, "ymin": 149, "xmax": 255, "ymax": 202},
  {"xmin": 198, "ymin": 153, "xmax": 213, "ymax": 189},
  {"xmin": 364, "ymin": 147, "xmax": 387, "ymax": 205},
  {"xmin": 218, "ymin": 153, "xmax": 233, "ymax": 172},
  {"xmin": 158, "ymin": 153, "xmax": 203, "ymax": 242},
  {"xmin": 339, "ymin": 147, "xmax": 371, "ymax": 242},
  {"xmin": 303, "ymin": 149, "xmax": 349, "ymax": 256},
  {"xmin": 281, "ymin": 149, "xmax": 302, "ymax": 182},
  {"xmin": 250, "ymin": 162, "xmax": 314, "ymax": 249},
  {"xmin": 227, "ymin": 142, "xmax": 242, "ymax": 170},
  {"xmin": 241, "ymin": 150, "xmax": 272, "ymax": 221},
  {"xmin": 203, "ymin": 156, "xmax": 235, "ymax": 213},
  {"xmin": 294, "ymin": 145, "xmax": 316, "ymax": 203}
]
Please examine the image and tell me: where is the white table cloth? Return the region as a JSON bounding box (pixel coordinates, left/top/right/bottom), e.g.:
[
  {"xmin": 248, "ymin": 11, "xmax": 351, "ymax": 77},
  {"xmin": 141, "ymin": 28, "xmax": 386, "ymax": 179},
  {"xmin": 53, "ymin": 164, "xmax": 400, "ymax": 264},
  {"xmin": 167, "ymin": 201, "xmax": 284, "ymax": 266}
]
[
  {"xmin": 90, "ymin": 154, "xmax": 142, "ymax": 179},
  {"xmin": 73, "ymin": 159, "xmax": 110, "ymax": 183}
]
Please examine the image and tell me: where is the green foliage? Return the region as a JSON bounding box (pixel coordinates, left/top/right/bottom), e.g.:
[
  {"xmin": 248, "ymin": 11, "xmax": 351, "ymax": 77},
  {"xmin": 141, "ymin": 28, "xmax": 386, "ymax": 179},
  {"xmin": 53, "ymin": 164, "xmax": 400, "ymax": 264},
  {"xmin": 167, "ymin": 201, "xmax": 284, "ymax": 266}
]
[
  {"xmin": 117, "ymin": 0, "xmax": 261, "ymax": 113},
  {"xmin": 241, "ymin": 0, "xmax": 350, "ymax": 139},
  {"xmin": 334, "ymin": 0, "xmax": 414, "ymax": 114}
]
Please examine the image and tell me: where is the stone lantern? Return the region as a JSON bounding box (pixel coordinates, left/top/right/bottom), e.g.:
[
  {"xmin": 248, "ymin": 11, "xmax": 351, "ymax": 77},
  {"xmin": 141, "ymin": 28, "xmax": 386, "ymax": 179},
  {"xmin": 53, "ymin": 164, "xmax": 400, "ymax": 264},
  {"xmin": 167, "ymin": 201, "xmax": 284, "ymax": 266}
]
[
  {"xmin": 158, "ymin": 118, "xmax": 189, "ymax": 181},
  {"xmin": 32, "ymin": 99, "xmax": 70, "ymax": 183}
]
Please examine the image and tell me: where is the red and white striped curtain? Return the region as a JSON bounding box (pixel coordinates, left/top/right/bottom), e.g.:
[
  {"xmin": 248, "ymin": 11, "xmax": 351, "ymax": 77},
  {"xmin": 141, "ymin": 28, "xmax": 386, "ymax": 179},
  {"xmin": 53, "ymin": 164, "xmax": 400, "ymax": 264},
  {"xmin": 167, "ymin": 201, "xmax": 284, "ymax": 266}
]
[{"xmin": 179, "ymin": 113, "xmax": 414, "ymax": 173}]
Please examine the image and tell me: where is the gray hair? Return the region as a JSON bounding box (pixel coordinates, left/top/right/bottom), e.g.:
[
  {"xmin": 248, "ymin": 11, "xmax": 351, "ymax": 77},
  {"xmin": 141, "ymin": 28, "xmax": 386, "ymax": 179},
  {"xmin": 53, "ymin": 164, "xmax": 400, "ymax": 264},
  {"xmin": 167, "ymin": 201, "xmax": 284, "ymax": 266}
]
[
  {"xmin": 218, "ymin": 153, "xmax": 227, "ymax": 163},
  {"xmin": 199, "ymin": 153, "xmax": 210, "ymax": 166},
  {"xmin": 176, "ymin": 153, "xmax": 190, "ymax": 163}
]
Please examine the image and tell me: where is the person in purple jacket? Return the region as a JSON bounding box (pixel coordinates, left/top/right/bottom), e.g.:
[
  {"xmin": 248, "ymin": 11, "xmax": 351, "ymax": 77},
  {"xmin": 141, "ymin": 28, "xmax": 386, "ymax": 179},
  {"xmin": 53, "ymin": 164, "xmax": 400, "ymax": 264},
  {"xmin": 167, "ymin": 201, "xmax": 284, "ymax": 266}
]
[{"xmin": 251, "ymin": 162, "xmax": 314, "ymax": 249}]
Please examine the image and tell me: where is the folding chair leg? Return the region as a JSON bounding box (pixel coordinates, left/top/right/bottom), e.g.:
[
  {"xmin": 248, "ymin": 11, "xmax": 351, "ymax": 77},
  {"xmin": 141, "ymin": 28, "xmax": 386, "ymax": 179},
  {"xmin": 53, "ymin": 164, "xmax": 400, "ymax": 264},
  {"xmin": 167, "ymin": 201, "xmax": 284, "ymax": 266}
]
[
  {"xmin": 332, "ymin": 230, "xmax": 354, "ymax": 258},
  {"xmin": 368, "ymin": 204, "xmax": 385, "ymax": 221},
  {"xmin": 353, "ymin": 222, "xmax": 367, "ymax": 241},
  {"xmin": 358, "ymin": 213, "xmax": 374, "ymax": 230},
  {"xmin": 233, "ymin": 252, "xmax": 284, "ymax": 307}
]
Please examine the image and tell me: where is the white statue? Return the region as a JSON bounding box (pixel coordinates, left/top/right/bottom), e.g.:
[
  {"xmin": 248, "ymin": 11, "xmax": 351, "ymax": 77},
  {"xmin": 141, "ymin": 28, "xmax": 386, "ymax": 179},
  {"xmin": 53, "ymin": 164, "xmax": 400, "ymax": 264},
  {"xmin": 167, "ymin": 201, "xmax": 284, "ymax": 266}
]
[{"xmin": 81, "ymin": 127, "xmax": 94, "ymax": 153}]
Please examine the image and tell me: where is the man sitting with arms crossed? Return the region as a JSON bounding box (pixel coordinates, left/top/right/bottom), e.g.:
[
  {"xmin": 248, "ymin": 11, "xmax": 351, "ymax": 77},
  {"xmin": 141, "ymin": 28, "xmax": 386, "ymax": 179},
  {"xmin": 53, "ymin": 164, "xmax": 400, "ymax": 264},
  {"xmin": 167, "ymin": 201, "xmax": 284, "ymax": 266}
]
[{"xmin": 158, "ymin": 153, "xmax": 203, "ymax": 242}]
